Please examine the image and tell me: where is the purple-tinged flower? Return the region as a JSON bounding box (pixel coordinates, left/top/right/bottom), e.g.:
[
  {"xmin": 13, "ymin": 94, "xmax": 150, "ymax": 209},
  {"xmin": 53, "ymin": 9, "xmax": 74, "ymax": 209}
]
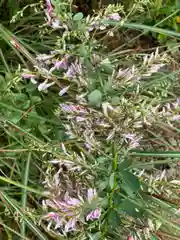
[
  {"xmin": 60, "ymin": 104, "xmax": 76, "ymax": 112},
  {"xmin": 46, "ymin": 0, "xmax": 53, "ymax": 15},
  {"xmin": 45, "ymin": 0, "xmax": 54, "ymax": 24},
  {"xmin": 22, "ymin": 73, "xmax": 38, "ymax": 84},
  {"xmin": 172, "ymin": 98, "xmax": 180, "ymax": 109},
  {"xmin": 22, "ymin": 73, "xmax": 37, "ymax": 79},
  {"xmin": 54, "ymin": 59, "xmax": 68, "ymax": 70},
  {"xmin": 108, "ymin": 13, "xmax": 121, "ymax": 21},
  {"xmin": 87, "ymin": 188, "xmax": 97, "ymax": 203},
  {"xmin": 88, "ymin": 22, "xmax": 98, "ymax": 32},
  {"xmin": 84, "ymin": 143, "xmax": 91, "ymax": 150},
  {"xmin": 45, "ymin": 0, "xmax": 62, "ymax": 29},
  {"xmin": 122, "ymin": 133, "xmax": 136, "ymax": 141},
  {"xmin": 64, "ymin": 218, "xmax": 76, "ymax": 233},
  {"xmin": 171, "ymin": 115, "xmax": 180, "ymax": 121},
  {"xmin": 60, "ymin": 104, "xmax": 87, "ymax": 114},
  {"xmin": 86, "ymin": 208, "xmax": 101, "ymax": 221},
  {"xmin": 66, "ymin": 65, "xmax": 76, "ymax": 78},
  {"xmin": 43, "ymin": 212, "xmax": 63, "ymax": 231},
  {"xmin": 65, "ymin": 62, "xmax": 82, "ymax": 78},
  {"xmin": 66, "ymin": 197, "xmax": 81, "ymax": 206},
  {"xmin": 59, "ymin": 86, "xmax": 70, "ymax": 96},
  {"xmin": 123, "ymin": 133, "xmax": 142, "ymax": 149}
]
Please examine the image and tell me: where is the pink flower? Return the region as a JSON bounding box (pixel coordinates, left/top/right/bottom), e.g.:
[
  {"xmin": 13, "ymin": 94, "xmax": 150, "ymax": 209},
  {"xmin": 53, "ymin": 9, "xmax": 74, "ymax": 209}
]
[
  {"xmin": 127, "ymin": 236, "xmax": 134, "ymax": 240},
  {"xmin": 45, "ymin": 0, "xmax": 62, "ymax": 29},
  {"xmin": 45, "ymin": 0, "xmax": 54, "ymax": 24},
  {"xmin": 86, "ymin": 208, "xmax": 101, "ymax": 221},
  {"xmin": 45, "ymin": 212, "xmax": 60, "ymax": 222},
  {"xmin": 22, "ymin": 73, "xmax": 37, "ymax": 79}
]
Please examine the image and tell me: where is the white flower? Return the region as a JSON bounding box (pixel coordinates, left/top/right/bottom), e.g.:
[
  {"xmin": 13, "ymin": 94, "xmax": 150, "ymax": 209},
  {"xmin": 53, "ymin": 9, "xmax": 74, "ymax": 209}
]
[
  {"xmin": 87, "ymin": 188, "xmax": 97, "ymax": 203},
  {"xmin": 52, "ymin": 19, "xmax": 61, "ymax": 29},
  {"xmin": 38, "ymin": 80, "xmax": 54, "ymax": 92},
  {"xmin": 36, "ymin": 54, "xmax": 53, "ymax": 61},
  {"xmin": 108, "ymin": 13, "xmax": 121, "ymax": 21},
  {"xmin": 30, "ymin": 78, "xmax": 38, "ymax": 84},
  {"xmin": 59, "ymin": 86, "xmax": 70, "ymax": 96}
]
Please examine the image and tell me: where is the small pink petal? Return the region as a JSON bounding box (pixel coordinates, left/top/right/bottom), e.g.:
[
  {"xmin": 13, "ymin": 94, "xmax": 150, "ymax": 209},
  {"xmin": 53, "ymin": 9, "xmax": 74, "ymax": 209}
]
[{"xmin": 127, "ymin": 236, "xmax": 134, "ymax": 240}]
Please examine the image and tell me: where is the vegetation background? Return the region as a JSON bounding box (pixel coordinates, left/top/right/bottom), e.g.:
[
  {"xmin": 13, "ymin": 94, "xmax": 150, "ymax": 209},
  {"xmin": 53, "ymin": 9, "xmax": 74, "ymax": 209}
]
[{"xmin": 0, "ymin": 0, "xmax": 179, "ymax": 239}]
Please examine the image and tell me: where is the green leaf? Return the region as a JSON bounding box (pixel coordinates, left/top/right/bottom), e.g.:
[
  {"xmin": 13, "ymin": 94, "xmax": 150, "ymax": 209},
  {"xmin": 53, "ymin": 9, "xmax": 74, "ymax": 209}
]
[
  {"xmin": 108, "ymin": 209, "xmax": 121, "ymax": 229},
  {"xmin": 100, "ymin": 58, "xmax": 113, "ymax": 74},
  {"xmin": 99, "ymin": 180, "xmax": 108, "ymax": 190},
  {"xmin": 9, "ymin": 112, "xmax": 22, "ymax": 124},
  {"xmin": 88, "ymin": 89, "xmax": 102, "ymax": 107},
  {"xmin": 5, "ymin": 72, "xmax": 13, "ymax": 82},
  {"xmin": 117, "ymin": 199, "xmax": 142, "ymax": 217},
  {"xmin": 88, "ymin": 232, "xmax": 101, "ymax": 240},
  {"xmin": 73, "ymin": 12, "xmax": 84, "ymax": 21},
  {"xmin": 113, "ymin": 192, "xmax": 123, "ymax": 207},
  {"xmin": 0, "ymin": 75, "xmax": 6, "ymax": 89},
  {"xmin": 96, "ymin": 156, "xmax": 107, "ymax": 163},
  {"xmin": 30, "ymin": 96, "xmax": 41, "ymax": 104},
  {"xmin": 119, "ymin": 158, "xmax": 133, "ymax": 171},
  {"xmin": 111, "ymin": 96, "xmax": 120, "ymax": 106},
  {"xmin": 151, "ymin": 235, "xmax": 158, "ymax": 240},
  {"xmin": 109, "ymin": 172, "xmax": 115, "ymax": 190},
  {"xmin": 79, "ymin": 44, "xmax": 88, "ymax": 58},
  {"xmin": 120, "ymin": 170, "xmax": 140, "ymax": 196}
]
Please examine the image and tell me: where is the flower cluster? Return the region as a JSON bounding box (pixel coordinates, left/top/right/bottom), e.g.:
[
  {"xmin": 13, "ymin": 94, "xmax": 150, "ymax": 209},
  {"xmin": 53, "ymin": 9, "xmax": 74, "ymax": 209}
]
[
  {"xmin": 42, "ymin": 167, "xmax": 101, "ymax": 234},
  {"xmin": 21, "ymin": 54, "xmax": 82, "ymax": 93},
  {"xmin": 123, "ymin": 133, "xmax": 142, "ymax": 149},
  {"xmin": 87, "ymin": 12, "xmax": 121, "ymax": 32}
]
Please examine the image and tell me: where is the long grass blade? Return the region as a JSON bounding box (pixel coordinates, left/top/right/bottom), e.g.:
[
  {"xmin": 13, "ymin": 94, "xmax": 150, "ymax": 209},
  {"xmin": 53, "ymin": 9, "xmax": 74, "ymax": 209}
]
[
  {"xmin": 0, "ymin": 192, "xmax": 48, "ymax": 240},
  {"xmin": 21, "ymin": 152, "xmax": 31, "ymax": 239}
]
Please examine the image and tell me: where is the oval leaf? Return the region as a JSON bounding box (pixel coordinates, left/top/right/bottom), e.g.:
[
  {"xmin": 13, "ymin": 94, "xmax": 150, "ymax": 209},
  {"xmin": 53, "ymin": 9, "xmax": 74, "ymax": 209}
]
[
  {"xmin": 73, "ymin": 12, "xmax": 84, "ymax": 21},
  {"xmin": 88, "ymin": 89, "xmax": 102, "ymax": 107}
]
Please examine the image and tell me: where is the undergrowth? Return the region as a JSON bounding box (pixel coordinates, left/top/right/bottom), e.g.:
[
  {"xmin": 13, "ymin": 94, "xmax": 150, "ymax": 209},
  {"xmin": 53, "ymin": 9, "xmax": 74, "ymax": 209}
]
[{"xmin": 0, "ymin": 0, "xmax": 179, "ymax": 239}]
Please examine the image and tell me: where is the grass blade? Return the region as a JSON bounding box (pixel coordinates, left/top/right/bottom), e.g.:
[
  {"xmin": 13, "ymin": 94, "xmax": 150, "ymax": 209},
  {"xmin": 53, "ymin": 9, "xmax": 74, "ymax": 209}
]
[
  {"xmin": 0, "ymin": 192, "xmax": 48, "ymax": 240},
  {"xmin": 0, "ymin": 176, "xmax": 45, "ymax": 196},
  {"xmin": 103, "ymin": 20, "xmax": 180, "ymax": 38},
  {"xmin": 21, "ymin": 152, "xmax": 31, "ymax": 239}
]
